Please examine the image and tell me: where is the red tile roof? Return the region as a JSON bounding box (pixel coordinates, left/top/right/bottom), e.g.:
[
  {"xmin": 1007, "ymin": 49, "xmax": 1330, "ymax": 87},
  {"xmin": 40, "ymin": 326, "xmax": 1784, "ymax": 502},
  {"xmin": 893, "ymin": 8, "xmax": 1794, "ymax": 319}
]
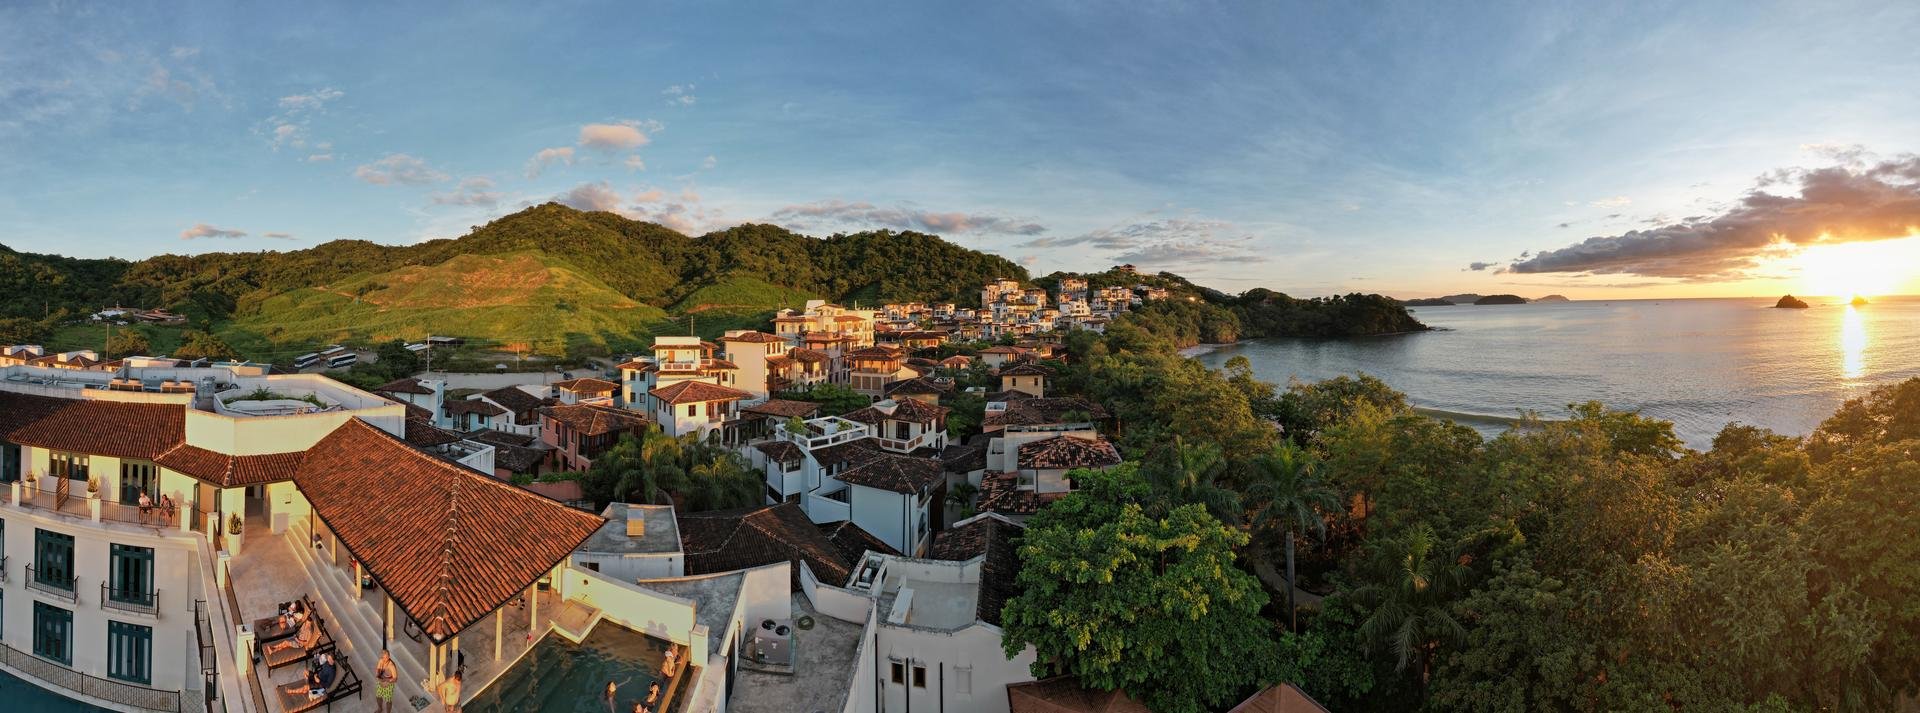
[
  {"xmin": 0, "ymin": 392, "xmax": 184, "ymax": 460},
  {"xmin": 374, "ymin": 378, "xmax": 435, "ymax": 396},
  {"xmin": 1225, "ymin": 683, "xmax": 1332, "ymax": 713},
  {"xmin": 539, "ymin": 403, "xmax": 651, "ymax": 437},
  {"xmin": 789, "ymin": 348, "xmax": 831, "ymax": 364},
  {"xmin": 295, "ymin": 419, "xmax": 604, "ymax": 641},
  {"xmin": 154, "ymin": 444, "xmax": 307, "ymax": 487},
  {"xmin": 998, "ymin": 363, "xmax": 1052, "ymax": 378},
  {"xmin": 1006, "ymin": 677, "xmax": 1151, "ymax": 713},
  {"xmin": 979, "ymin": 473, "xmax": 1068, "ymax": 516},
  {"xmin": 926, "ymin": 512, "xmax": 1024, "ymax": 625},
  {"xmin": 741, "ymin": 399, "xmax": 822, "ymax": 419},
  {"xmin": 679, "ymin": 502, "xmax": 863, "ymax": 587},
  {"xmin": 843, "ymin": 398, "xmax": 950, "ymax": 425},
  {"xmin": 717, "ymin": 331, "xmax": 785, "ymax": 343},
  {"xmin": 444, "ymin": 399, "xmax": 507, "ymax": 417},
  {"xmin": 834, "ymin": 453, "xmax": 944, "ymax": 495},
  {"xmin": 1018, "ymin": 435, "xmax": 1122, "ymax": 470},
  {"xmin": 650, "ymin": 380, "xmax": 751, "ymax": 405},
  {"xmin": 552, "ymin": 377, "xmax": 618, "ymax": 394},
  {"xmin": 817, "ymin": 520, "xmax": 899, "ymax": 565}
]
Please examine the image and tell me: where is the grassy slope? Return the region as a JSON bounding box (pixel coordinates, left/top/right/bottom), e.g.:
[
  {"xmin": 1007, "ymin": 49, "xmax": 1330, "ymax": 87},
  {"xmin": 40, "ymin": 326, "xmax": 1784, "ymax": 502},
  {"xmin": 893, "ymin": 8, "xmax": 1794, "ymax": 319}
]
[
  {"xmin": 220, "ymin": 251, "xmax": 668, "ymax": 358},
  {"xmin": 661, "ymin": 275, "xmax": 820, "ymax": 339}
]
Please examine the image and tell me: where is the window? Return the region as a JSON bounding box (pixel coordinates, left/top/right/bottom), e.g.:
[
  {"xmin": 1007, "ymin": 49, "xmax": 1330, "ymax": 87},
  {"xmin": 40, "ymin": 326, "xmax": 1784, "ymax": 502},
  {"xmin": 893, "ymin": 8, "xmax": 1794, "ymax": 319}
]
[
  {"xmin": 687, "ymin": 405, "xmax": 697, "ymax": 417},
  {"xmin": 953, "ymin": 665, "xmax": 972, "ymax": 695},
  {"xmin": 584, "ymin": 561, "xmax": 600, "ymax": 572},
  {"xmin": 119, "ymin": 461, "xmax": 158, "ymax": 505},
  {"xmin": 34, "ymin": 529, "xmax": 75, "ymax": 591},
  {"xmin": 107, "ymin": 621, "xmax": 152, "ymax": 684},
  {"xmin": 50, "ymin": 452, "xmax": 88, "ymax": 481},
  {"xmin": 889, "ymin": 661, "xmax": 905, "ymax": 685},
  {"xmin": 109, "ymin": 544, "xmax": 155, "ymax": 608},
  {"xmin": 913, "ymin": 665, "xmax": 927, "ymax": 688},
  {"xmin": 0, "ymin": 442, "xmax": 19, "ymax": 482},
  {"xmin": 32, "ymin": 602, "xmax": 71, "ymax": 665}
]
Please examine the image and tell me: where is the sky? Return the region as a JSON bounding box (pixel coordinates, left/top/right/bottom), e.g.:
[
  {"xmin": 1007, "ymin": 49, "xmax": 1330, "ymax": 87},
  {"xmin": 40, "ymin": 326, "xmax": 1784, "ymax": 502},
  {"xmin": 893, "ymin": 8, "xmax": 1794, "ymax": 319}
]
[{"xmin": 3, "ymin": 1, "xmax": 1919, "ymax": 300}]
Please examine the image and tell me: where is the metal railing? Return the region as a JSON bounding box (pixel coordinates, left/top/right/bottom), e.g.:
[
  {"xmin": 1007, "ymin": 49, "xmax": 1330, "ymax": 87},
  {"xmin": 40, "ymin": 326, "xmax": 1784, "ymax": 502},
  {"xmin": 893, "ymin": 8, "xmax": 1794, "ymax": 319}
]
[
  {"xmin": 102, "ymin": 581, "xmax": 160, "ymax": 617},
  {"xmin": 0, "ymin": 554, "xmax": 8, "ymax": 583},
  {"xmin": 0, "ymin": 639, "xmax": 184, "ymax": 711},
  {"xmin": 192, "ymin": 600, "xmax": 218, "ymax": 713},
  {"xmin": 25, "ymin": 565, "xmax": 77, "ymax": 601}
]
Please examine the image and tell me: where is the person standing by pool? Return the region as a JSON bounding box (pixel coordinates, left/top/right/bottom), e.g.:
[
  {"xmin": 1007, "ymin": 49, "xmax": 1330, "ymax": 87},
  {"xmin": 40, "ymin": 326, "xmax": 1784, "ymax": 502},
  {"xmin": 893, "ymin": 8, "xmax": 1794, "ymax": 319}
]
[
  {"xmin": 438, "ymin": 671, "xmax": 462, "ymax": 713},
  {"xmin": 374, "ymin": 650, "xmax": 398, "ymax": 713}
]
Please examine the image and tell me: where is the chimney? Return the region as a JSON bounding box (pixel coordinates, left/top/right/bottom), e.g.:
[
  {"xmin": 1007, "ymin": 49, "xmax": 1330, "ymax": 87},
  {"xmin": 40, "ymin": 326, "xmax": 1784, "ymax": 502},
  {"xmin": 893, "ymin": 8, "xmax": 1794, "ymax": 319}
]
[{"xmin": 625, "ymin": 506, "xmax": 646, "ymax": 538}]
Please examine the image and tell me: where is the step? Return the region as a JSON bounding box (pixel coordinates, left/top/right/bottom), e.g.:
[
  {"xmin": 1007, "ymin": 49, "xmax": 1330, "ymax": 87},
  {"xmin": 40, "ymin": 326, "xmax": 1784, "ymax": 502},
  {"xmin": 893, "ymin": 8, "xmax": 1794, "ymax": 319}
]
[{"xmin": 280, "ymin": 521, "xmax": 433, "ymax": 706}]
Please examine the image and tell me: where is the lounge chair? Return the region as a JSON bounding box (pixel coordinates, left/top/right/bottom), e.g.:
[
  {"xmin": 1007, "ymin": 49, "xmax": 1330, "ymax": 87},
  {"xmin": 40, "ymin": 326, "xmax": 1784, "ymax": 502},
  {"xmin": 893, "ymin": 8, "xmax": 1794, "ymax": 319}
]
[
  {"xmin": 274, "ymin": 654, "xmax": 363, "ymax": 712},
  {"xmin": 263, "ymin": 617, "xmax": 336, "ymax": 671},
  {"xmin": 252, "ymin": 596, "xmax": 318, "ymax": 643}
]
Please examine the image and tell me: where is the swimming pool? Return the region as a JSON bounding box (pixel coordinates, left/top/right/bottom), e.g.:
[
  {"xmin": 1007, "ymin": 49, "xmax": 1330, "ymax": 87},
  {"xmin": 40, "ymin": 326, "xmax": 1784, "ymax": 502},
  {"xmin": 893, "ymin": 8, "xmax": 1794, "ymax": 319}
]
[
  {"xmin": 464, "ymin": 624, "xmax": 672, "ymax": 713},
  {"xmin": 0, "ymin": 670, "xmax": 111, "ymax": 712}
]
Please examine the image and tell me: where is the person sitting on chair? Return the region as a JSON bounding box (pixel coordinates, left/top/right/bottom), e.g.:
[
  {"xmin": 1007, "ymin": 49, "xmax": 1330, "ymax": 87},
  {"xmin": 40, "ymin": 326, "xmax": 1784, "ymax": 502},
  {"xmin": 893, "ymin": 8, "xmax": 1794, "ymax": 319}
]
[
  {"xmin": 309, "ymin": 653, "xmax": 337, "ymax": 699},
  {"xmin": 159, "ymin": 494, "xmax": 177, "ymax": 525},
  {"xmin": 264, "ymin": 616, "xmax": 319, "ymax": 658},
  {"xmin": 137, "ymin": 490, "xmax": 153, "ymax": 523}
]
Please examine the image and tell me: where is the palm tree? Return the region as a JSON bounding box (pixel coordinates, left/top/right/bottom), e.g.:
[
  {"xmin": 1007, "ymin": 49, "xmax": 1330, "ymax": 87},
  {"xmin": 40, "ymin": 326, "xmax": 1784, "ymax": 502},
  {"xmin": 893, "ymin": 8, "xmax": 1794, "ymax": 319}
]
[
  {"xmin": 946, "ymin": 482, "xmax": 979, "ymax": 521},
  {"xmin": 1145, "ymin": 437, "xmax": 1243, "ymax": 523},
  {"xmin": 689, "ymin": 454, "xmax": 761, "ymax": 511},
  {"xmin": 1350, "ymin": 523, "xmax": 1470, "ymax": 685},
  {"xmin": 1247, "ymin": 442, "xmax": 1339, "ymax": 629}
]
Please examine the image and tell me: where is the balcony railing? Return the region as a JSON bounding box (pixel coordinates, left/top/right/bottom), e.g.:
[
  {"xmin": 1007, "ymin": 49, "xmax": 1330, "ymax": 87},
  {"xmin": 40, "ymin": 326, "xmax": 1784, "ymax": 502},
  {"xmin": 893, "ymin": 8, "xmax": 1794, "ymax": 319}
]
[
  {"xmin": 0, "ymin": 555, "xmax": 7, "ymax": 583},
  {"xmin": 102, "ymin": 581, "xmax": 160, "ymax": 617},
  {"xmin": 876, "ymin": 431, "xmax": 940, "ymax": 453},
  {"xmin": 25, "ymin": 565, "xmax": 77, "ymax": 601}
]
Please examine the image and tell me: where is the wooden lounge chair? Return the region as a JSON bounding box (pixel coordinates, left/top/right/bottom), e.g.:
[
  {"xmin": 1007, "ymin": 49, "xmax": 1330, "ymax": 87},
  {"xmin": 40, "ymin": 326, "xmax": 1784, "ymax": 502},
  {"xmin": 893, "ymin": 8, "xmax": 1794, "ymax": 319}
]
[
  {"xmin": 252, "ymin": 596, "xmax": 318, "ymax": 643},
  {"xmin": 274, "ymin": 654, "xmax": 363, "ymax": 712},
  {"xmin": 263, "ymin": 617, "xmax": 336, "ymax": 671}
]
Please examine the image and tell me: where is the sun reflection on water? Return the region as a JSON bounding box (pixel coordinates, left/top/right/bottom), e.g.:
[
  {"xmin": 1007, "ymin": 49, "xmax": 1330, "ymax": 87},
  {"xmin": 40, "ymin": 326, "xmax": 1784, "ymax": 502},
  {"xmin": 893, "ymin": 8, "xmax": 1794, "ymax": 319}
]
[{"xmin": 1841, "ymin": 305, "xmax": 1867, "ymax": 379}]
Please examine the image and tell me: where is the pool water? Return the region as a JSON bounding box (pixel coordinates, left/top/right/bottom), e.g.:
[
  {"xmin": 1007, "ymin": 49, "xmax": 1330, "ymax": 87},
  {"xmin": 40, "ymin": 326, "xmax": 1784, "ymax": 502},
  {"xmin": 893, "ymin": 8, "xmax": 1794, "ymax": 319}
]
[
  {"xmin": 464, "ymin": 624, "xmax": 671, "ymax": 713},
  {"xmin": 0, "ymin": 670, "xmax": 111, "ymax": 712}
]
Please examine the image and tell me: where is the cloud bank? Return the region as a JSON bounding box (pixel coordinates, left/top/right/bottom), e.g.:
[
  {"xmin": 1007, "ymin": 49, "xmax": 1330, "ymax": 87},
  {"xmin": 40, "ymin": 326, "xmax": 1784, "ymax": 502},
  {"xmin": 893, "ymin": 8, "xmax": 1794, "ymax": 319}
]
[
  {"xmin": 772, "ymin": 200, "xmax": 1045, "ymax": 236},
  {"xmin": 353, "ymin": 153, "xmax": 448, "ymax": 185},
  {"xmin": 1509, "ymin": 155, "xmax": 1920, "ymax": 279},
  {"xmin": 1021, "ymin": 217, "xmax": 1268, "ymax": 266}
]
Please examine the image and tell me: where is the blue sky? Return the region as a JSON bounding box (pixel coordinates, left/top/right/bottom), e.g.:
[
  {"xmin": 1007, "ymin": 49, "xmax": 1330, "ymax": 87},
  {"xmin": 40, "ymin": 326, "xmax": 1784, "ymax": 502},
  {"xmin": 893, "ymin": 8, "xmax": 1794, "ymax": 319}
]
[{"xmin": 3, "ymin": 1, "xmax": 1918, "ymax": 298}]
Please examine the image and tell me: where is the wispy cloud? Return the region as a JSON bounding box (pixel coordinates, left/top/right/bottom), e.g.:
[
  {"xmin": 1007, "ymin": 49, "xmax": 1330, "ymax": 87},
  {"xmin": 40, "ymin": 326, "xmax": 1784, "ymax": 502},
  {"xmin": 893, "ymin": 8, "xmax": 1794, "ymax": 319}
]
[
  {"xmin": 525, "ymin": 146, "xmax": 575, "ymax": 178},
  {"xmin": 1510, "ymin": 153, "xmax": 1920, "ymax": 279},
  {"xmin": 1467, "ymin": 261, "xmax": 1496, "ymax": 271},
  {"xmin": 662, "ymin": 84, "xmax": 697, "ymax": 106},
  {"xmin": 554, "ymin": 182, "xmax": 719, "ymax": 234},
  {"xmin": 353, "ymin": 153, "xmax": 448, "ymax": 185},
  {"xmin": 431, "ymin": 177, "xmax": 502, "ymax": 207},
  {"xmin": 262, "ymin": 231, "xmax": 294, "ymax": 239},
  {"xmin": 772, "ymin": 200, "xmax": 1045, "ymax": 236},
  {"xmin": 264, "ymin": 87, "xmax": 344, "ymax": 153},
  {"xmin": 578, "ymin": 120, "xmax": 657, "ymax": 151},
  {"xmin": 1588, "ymin": 196, "xmax": 1632, "ymax": 208},
  {"xmin": 700, "ymin": 155, "xmax": 717, "ymax": 170},
  {"xmin": 179, "ymin": 223, "xmax": 247, "ymax": 239},
  {"xmin": 1020, "ymin": 217, "xmax": 1267, "ymax": 266}
]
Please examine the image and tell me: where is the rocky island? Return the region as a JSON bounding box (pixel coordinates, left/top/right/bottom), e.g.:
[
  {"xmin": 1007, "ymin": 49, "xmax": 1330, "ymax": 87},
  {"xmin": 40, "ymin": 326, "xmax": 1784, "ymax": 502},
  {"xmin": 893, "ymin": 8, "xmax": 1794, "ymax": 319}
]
[
  {"xmin": 1535, "ymin": 294, "xmax": 1570, "ymax": 303},
  {"xmin": 1474, "ymin": 294, "xmax": 1529, "ymax": 305},
  {"xmin": 1851, "ymin": 295, "xmax": 1870, "ymax": 306},
  {"xmin": 1775, "ymin": 294, "xmax": 1810, "ymax": 309}
]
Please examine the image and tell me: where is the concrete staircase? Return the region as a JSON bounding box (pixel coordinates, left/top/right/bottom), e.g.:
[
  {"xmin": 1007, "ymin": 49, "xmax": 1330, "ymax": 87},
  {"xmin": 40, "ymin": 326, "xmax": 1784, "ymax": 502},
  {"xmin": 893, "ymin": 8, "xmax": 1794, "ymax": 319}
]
[{"xmin": 278, "ymin": 519, "xmax": 432, "ymax": 707}]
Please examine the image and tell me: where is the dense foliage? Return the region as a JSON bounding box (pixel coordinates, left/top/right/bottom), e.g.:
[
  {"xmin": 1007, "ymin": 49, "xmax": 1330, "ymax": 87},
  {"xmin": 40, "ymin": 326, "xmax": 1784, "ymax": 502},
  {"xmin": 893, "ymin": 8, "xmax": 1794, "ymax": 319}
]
[
  {"xmin": 1020, "ymin": 314, "xmax": 1920, "ymax": 711},
  {"xmin": 573, "ymin": 426, "xmax": 762, "ymax": 512}
]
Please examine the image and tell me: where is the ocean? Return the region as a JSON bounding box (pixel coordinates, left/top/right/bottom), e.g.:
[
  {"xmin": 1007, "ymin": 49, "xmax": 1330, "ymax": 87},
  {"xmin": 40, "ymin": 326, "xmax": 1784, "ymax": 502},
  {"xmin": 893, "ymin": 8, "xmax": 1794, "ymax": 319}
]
[{"xmin": 1191, "ymin": 296, "xmax": 1920, "ymax": 449}]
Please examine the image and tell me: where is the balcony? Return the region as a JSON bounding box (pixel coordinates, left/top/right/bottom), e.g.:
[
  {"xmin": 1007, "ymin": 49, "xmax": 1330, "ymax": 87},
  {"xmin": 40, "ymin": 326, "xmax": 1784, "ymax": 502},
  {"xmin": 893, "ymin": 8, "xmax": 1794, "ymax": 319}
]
[
  {"xmin": 772, "ymin": 416, "xmax": 872, "ymax": 450},
  {"xmin": 102, "ymin": 581, "xmax": 160, "ymax": 617},
  {"xmin": 25, "ymin": 565, "xmax": 77, "ymax": 602},
  {"xmin": 875, "ymin": 431, "xmax": 941, "ymax": 453}
]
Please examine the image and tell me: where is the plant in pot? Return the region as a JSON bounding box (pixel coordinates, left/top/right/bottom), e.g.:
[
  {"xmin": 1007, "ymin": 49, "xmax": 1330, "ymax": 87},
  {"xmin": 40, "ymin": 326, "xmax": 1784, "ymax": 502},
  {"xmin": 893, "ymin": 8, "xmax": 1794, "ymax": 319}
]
[
  {"xmin": 228, "ymin": 513, "xmax": 244, "ymax": 535},
  {"xmin": 86, "ymin": 475, "xmax": 100, "ymax": 497}
]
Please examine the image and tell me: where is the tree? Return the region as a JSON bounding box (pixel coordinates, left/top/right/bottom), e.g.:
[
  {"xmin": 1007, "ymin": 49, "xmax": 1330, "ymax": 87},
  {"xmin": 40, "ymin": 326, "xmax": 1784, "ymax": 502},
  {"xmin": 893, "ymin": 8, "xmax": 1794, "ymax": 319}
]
[
  {"xmin": 1349, "ymin": 523, "xmax": 1470, "ymax": 686},
  {"xmin": 774, "ymin": 382, "xmax": 869, "ymax": 416},
  {"xmin": 172, "ymin": 329, "xmax": 239, "ymax": 361},
  {"xmin": 1139, "ymin": 439, "xmax": 1243, "ymax": 524},
  {"xmin": 1247, "ymin": 442, "xmax": 1339, "ymax": 629},
  {"xmin": 105, "ymin": 328, "xmax": 150, "ymax": 358},
  {"xmin": 945, "ymin": 481, "xmax": 979, "ymax": 521},
  {"xmin": 1000, "ymin": 466, "xmax": 1279, "ymax": 713}
]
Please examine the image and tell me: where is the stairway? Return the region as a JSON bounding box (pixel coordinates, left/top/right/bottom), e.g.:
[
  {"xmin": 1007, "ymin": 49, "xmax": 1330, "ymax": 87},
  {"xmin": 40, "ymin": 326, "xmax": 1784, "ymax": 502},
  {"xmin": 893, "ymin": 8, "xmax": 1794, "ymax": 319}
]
[{"xmin": 278, "ymin": 519, "xmax": 433, "ymax": 707}]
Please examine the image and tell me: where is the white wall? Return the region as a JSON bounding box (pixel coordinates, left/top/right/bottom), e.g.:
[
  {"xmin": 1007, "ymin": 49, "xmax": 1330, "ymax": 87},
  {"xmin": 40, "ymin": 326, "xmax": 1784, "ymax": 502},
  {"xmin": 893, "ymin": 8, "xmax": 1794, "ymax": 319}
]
[
  {"xmin": 569, "ymin": 551, "xmax": 683, "ymax": 582},
  {"xmin": 849, "ymin": 486, "xmax": 916, "ymax": 555},
  {"xmin": 877, "ymin": 624, "xmax": 1036, "ymax": 713},
  {"xmin": 557, "ymin": 566, "xmax": 698, "ymax": 649}
]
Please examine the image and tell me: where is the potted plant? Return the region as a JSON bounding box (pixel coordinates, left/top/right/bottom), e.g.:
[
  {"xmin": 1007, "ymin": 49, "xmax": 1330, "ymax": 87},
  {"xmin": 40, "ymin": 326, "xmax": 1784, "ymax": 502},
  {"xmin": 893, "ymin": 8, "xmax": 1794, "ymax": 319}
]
[
  {"xmin": 228, "ymin": 513, "xmax": 244, "ymax": 535},
  {"xmin": 85, "ymin": 475, "xmax": 99, "ymax": 497}
]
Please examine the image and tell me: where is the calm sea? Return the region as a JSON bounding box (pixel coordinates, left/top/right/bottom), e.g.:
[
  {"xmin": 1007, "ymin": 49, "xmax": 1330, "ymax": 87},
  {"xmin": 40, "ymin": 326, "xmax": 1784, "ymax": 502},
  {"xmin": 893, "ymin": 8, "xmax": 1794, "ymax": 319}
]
[{"xmin": 1193, "ymin": 296, "xmax": 1920, "ymax": 449}]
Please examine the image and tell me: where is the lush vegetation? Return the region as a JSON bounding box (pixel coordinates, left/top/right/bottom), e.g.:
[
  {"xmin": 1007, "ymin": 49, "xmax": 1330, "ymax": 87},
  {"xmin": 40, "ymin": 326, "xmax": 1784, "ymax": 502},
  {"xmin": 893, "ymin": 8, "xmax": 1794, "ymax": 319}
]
[
  {"xmin": 1006, "ymin": 315, "xmax": 1920, "ymax": 712},
  {"xmin": 0, "ymin": 203, "xmax": 1031, "ymax": 360},
  {"xmin": 1036, "ymin": 267, "xmax": 1426, "ymax": 348},
  {"xmin": 573, "ymin": 426, "xmax": 763, "ymax": 512}
]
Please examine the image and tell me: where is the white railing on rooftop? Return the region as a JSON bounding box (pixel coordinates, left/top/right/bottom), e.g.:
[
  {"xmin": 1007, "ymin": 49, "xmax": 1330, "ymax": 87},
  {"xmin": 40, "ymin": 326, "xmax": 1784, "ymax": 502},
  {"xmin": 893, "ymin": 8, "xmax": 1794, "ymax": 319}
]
[{"xmin": 773, "ymin": 416, "xmax": 872, "ymax": 450}]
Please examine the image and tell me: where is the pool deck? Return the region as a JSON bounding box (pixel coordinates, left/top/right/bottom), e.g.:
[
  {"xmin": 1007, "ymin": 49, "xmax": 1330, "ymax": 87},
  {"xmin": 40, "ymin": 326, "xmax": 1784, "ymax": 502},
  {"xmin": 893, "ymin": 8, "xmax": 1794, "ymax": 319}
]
[{"xmin": 727, "ymin": 593, "xmax": 866, "ymax": 713}]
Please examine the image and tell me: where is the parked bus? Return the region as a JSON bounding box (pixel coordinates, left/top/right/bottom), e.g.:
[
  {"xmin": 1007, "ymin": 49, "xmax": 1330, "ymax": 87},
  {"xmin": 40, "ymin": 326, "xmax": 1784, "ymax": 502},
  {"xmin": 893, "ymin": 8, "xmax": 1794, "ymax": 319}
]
[
  {"xmin": 293, "ymin": 353, "xmax": 322, "ymax": 369},
  {"xmin": 325, "ymin": 352, "xmax": 358, "ymax": 369},
  {"xmin": 318, "ymin": 345, "xmax": 347, "ymax": 358}
]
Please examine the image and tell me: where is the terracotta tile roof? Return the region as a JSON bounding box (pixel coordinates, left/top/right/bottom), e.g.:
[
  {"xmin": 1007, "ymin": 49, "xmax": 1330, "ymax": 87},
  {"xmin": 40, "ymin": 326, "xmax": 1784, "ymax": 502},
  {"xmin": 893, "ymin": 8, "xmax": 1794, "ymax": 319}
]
[
  {"xmin": 940, "ymin": 355, "xmax": 974, "ymax": 367},
  {"xmin": 978, "ymin": 346, "xmax": 1026, "ymax": 355},
  {"xmin": 1018, "ymin": 435, "xmax": 1122, "ymax": 470},
  {"xmin": 615, "ymin": 360, "xmax": 650, "ymax": 371},
  {"xmin": 741, "ymin": 399, "xmax": 820, "ymax": 419},
  {"xmin": 154, "ymin": 444, "xmax": 307, "ymax": 487},
  {"xmin": 833, "ymin": 315, "xmax": 867, "ymax": 322},
  {"xmin": 650, "ymin": 380, "xmax": 751, "ymax": 405},
  {"xmin": 466, "ymin": 431, "xmax": 548, "ymax": 474},
  {"xmin": 373, "ymin": 377, "xmax": 435, "ymax": 396},
  {"xmin": 940, "ymin": 444, "xmax": 986, "ymax": 473},
  {"xmin": 788, "ymin": 348, "xmax": 831, "ymax": 364},
  {"xmin": 842, "ymin": 398, "xmax": 950, "ymax": 425},
  {"xmin": 763, "ymin": 354, "xmax": 794, "ymax": 367},
  {"xmin": 848, "ymin": 345, "xmax": 905, "ymax": 358},
  {"xmin": 463, "ymin": 429, "xmax": 537, "ymax": 448},
  {"xmin": 401, "ymin": 405, "xmax": 464, "ymax": 448},
  {"xmin": 750, "ymin": 440, "xmax": 806, "ymax": 464},
  {"xmin": 479, "ymin": 386, "xmax": 547, "ymax": 417},
  {"xmin": 1225, "ymin": 683, "xmax": 1332, "ymax": 713},
  {"xmin": 703, "ymin": 358, "xmax": 739, "ymax": 371},
  {"xmin": 985, "ymin": 397, "xmax": 1107, "ymax": 430},
  {"xmin": 811, "ymin": 437, "xmax": 885, "ymax": 468},
  {"xmin": 717, "ymin": 331, "xmax": 785, "ymax": 343},
  {"xmin": 834, "ymin": 453, "xmax": 944, "ymax": 495},
  {"xmin": 817, "ymin": 520, "xmax": 899, "ymax": 565},
  {"xmin": 926, "ymin": 512, "xmax": 1024, "ymax": 625},
  {"xmin": 294, "ymin": 419, "xmax": 604, "ymax": 641},
  {"xmin": 552, "ymin": 377, "xmax": 618, "ymax": 394},
  {"xmin": 0, "ymin": 392, "xmax": 183, "ymax": 460},
  {"xmin": 521, "ymin": 479, "xmax": 586, "ymax": 504},
  {"xmin": 882, "ymin": 377, "xmax": 953, "ymax": 397},
  {"xmin": 540, "ymin": 403, "xmax": 651, "ymax": 437},
  {"xmin": 979, "ymin": 473, "xmax": 1067, "ymax": 516},
  {"xmin": 444, "ymin": 399, "xmax": 507, "ymax": 417},
  {"xmin": 1006, "ymin": 677, "xmax": 1151, "ymax": 713},
  {"xmin": 998, "ymin": 363, "xmax": 1052, "ymax": 377},
  {"xmin": 679, "ymin": 502, "xmax": 861, "ymax": 587}
]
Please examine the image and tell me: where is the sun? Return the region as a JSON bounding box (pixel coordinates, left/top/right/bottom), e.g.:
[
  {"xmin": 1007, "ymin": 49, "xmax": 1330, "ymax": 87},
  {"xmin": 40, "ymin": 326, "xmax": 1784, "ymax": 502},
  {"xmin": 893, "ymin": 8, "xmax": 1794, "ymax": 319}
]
[{"xmin": 1791, "ymin": 237, "xmax": 1920, "ymax": 299}]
